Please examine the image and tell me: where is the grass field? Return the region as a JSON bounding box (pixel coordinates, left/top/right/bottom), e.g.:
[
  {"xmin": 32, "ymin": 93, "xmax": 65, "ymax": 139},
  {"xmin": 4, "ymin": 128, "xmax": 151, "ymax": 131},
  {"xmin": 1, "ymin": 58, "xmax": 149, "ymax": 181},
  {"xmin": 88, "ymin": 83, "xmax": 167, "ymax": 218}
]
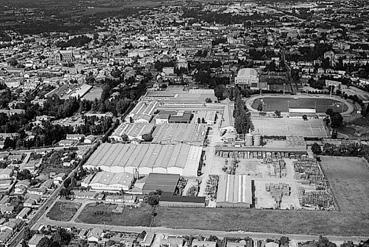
[
  {"xmin": 76, "ymin": 203, "xmax": 152, "ymax": 226},
  {"xmin": 320, "ymin": 156, "xmax": 369, "ymax": 213},
  {"xmin": 251, "ymin": 97, "xmax": 348, "ymax": 113},
  {"xmin": 251, "ymin": 117, "xmax": 329, "ymax": 137},
  {"xmin": 155, "ymin": 207, "xmax": 369, "ymax": 236},
  {"xmin": 46, "ymin": 201, "xmax": 81, "ymax": 221}
]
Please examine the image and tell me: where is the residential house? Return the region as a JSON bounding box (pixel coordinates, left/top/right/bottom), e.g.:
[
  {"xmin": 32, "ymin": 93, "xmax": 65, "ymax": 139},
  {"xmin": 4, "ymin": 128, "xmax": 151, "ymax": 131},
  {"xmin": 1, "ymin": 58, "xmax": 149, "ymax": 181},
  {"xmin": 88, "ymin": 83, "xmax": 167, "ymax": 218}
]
[
  {"xmin": 87, "ymin": 228, "xmax": 103, "ymax": 243},
  {"xmin": 24, "ymin": 194, "xmax": 42, "ymax": 208},
  {"xmin": 16, "ymin": 207, "xmax": 31, "ymax": 220},
  {"xmin": 0, "ymin": 168, "xmax": 13, "ymax": 180},
  {"xmin": 0, "ymin": 204, "xmax": 14, "ymax": 215},
  {"xmin": 0, "ymin": 218, "xmax": 22, "ymax": 232},
  {"xmin": 140, "ymin": 232, "xmax": 155, "ymax": 247},
  {"xmin": 66, "ymin": 134, "xmax": 85, "ymax": 141},
  {"xmin": 14, "ymin": 180, "xmax": 31, "ymax": 195},
  {"xmin": 192, "ymin": 240, "xmax": 217, "ymax": 247},
  {"xmin": 73, "ymin": 190, "xmax": 97, "ymax": 200},
  {"xmin": 0, "ymin": 230, "xmax": 12, "ymax": 244},
  {"xmin": 28, "ymin": 234, "xmax": 45, "ymax": 247}
]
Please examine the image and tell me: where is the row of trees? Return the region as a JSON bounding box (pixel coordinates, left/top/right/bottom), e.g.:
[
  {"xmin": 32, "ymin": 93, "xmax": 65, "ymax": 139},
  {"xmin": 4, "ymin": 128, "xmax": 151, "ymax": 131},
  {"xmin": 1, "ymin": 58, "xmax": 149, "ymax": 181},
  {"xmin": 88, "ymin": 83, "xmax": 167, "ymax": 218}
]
[
  {"xmin": 311, "ymin": 142, "xmax": 369, "ymax": 163},
  {"xmin": 55, "ymin": 35, "xmax": 92, "ymax": 48},
  {"xmin": 233, "ymin": 87, "xmax": 253, "ymax": 134}
]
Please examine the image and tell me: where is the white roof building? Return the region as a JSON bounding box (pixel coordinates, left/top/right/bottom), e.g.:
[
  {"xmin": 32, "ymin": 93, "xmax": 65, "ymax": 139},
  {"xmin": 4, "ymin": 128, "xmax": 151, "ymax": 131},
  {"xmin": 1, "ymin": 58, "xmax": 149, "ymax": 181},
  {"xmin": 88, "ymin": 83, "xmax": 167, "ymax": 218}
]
[
  {"xmin": 89, "ymin": 171, "xmax": 135, "ymax": 192},
  {"xmin": 235, "ymin": 68, "xmax": 259, "ymax": 89},
  {"xmin": 84, "ymin": 143, "xmax": 202, "ymax": 177}
]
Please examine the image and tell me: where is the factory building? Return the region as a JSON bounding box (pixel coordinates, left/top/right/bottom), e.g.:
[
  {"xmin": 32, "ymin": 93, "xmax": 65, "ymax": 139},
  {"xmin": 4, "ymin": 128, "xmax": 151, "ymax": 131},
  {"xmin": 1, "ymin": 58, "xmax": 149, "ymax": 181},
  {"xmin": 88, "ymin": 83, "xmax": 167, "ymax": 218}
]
[
  {"xmin": 217, "ymin": 175, "xmax": 253, "ymax": 208},
  {"xmin": 84, "ymin": 143, "xmax": 202, "ymax": 177}
]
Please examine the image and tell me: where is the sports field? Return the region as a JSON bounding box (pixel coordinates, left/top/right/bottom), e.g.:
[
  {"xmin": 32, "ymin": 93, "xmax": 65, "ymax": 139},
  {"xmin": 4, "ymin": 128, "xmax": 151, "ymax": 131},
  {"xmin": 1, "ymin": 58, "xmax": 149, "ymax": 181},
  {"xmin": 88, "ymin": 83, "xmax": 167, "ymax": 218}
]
[
  {"xmin": 251, "ymin": 117, "xmax": 329, "ymax": 138},
  {"xmin": 320, "ymin": 156, "xmax": 369, "ymax": 213},
  {"xmin": 251, "ymin": 96, "xmax": 348, "ymax": 113}
]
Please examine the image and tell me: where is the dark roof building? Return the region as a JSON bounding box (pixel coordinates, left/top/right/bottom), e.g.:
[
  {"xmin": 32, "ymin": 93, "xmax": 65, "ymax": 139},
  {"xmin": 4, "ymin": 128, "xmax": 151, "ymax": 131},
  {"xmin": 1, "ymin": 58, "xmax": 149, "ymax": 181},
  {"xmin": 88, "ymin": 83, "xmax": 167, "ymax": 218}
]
[
  {"xmin": 142, "ymin": 173, "xmax": 180, "ymax": 195},
  {"xmin": 159, "ymin": 195, "xmax": 206, "ymax": 207},
  {"xmin": 168, "ymin": 112, "xmax": 192, "ymax": 123}
]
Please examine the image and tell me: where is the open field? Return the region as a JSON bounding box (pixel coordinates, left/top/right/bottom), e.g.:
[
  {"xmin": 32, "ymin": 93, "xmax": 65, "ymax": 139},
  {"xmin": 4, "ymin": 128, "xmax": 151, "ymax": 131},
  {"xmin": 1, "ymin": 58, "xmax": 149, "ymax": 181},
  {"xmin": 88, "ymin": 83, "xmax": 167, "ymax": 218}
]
[
  {"xmin": 46, "ymin": 201, "xmax": 81, "ymax": 221},
  {"xmin": 155, "ymin": 207, "xmax": 369, "ymax": 236},
  {"xmin": 251, "ymin": 96, "xmax": 348, "ymax": 113},
  {"xmin": 251, "ymin": 117, "xmax": 329, "ymax": 137},
  {"xmin": 320, "ymin": 156, "xmax": 369, "ymax": 213},
  {"xmin": 76, "ymin": 202, "xmax": 152, "ymax": 226}
]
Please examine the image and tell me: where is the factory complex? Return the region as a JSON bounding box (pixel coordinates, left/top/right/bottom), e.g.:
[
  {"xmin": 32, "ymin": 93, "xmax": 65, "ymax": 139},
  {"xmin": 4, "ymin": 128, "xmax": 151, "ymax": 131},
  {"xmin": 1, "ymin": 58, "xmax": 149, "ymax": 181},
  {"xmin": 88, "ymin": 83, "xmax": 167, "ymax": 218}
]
[{"xmin": 80, "ymin": 86, "xmax": 334, "ymax": 210}]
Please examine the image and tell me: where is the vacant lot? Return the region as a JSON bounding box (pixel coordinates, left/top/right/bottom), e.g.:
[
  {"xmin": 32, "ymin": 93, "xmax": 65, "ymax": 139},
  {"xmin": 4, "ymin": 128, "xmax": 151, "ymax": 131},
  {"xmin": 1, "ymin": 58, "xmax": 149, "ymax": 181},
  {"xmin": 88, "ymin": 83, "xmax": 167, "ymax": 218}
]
[
  {"xmin": 46, "ymin": 201, "xmax": 81, "ymax": 221},
  {"xmin": 76, "ymin": 202, "xmax": 152, "ymax": 226},
  {"xmin": 155, "ymin": 207, "xmax": 369, "ymax": 236},
  {"xmin": 320, "ymin": 156, "xmax": 369, "ymax": 213},
  {"xmin": 251, "ymin": 97, "xmax": 348, "ymax": 113}
]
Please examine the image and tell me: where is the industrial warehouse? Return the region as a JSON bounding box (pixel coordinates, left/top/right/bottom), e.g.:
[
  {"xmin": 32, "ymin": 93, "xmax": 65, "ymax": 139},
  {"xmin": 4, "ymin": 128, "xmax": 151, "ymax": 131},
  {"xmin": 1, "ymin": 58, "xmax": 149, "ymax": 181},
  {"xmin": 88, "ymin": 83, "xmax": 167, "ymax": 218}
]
[
  {"xmin": 152, "ymin": 123, "xmax": 208, "ymax": 145},
  {"xmin": 87, "ymin": 171, "xmax": 135, "ymax": 192},
  {"xmin": 109, "ymin": 122, "xmax": 208, "ymax": 145},
  {"xmin": 109, "ymin": 123, "xmax": 155, "ymax": 142},
  {"xmin": 215, "ymin": 135, "xmax": 307, "ymax": 159},
  {"xmin": 84, "ymin": 143, "xmax": 202, "ymax": 177},
  {"xmin": 217, "ymin": 175, "xmax": 253, "ymax": 208}
]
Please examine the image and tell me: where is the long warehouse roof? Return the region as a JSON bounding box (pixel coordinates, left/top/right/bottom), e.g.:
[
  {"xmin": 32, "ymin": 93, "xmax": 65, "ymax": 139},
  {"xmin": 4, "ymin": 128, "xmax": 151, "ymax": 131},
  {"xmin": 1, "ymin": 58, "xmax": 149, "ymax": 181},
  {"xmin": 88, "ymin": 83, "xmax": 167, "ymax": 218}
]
[
  {"xmin": 217, "ymin": 175, "xmax": 252, "ymax": 204},
  {"xmin": 85, "ymin": 143, "xmax": 202, "ymax": 170}
]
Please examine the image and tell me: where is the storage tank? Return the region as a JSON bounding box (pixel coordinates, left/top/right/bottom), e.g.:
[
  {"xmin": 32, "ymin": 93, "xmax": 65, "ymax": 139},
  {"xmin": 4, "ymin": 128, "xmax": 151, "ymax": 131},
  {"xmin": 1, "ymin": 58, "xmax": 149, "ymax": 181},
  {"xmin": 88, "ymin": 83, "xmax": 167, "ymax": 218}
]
[
  {"xmin": 245, "ymin": 133, "xmax": 253, "ymax": 146},
  {"xmin": 254, "ymin": 134, "xmax": 261, "ymax": 146}
]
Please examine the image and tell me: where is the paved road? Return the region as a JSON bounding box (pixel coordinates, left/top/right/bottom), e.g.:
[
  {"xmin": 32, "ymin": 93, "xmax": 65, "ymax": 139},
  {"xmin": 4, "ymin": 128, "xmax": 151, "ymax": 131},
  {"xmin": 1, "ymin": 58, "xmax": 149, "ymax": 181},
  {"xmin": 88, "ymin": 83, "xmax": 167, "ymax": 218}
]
[{"xmin": 34, "ymin": 216, "xmax": 368, "ymax": 244}]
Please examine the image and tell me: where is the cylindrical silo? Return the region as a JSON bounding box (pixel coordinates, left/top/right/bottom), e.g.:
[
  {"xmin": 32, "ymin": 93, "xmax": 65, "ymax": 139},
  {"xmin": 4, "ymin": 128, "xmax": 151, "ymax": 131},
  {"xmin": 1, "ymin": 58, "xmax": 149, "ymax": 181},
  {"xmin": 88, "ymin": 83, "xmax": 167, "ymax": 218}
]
[
  {"xmin": 254, "ymin": 134, "xmax": 261, "ymax": 146},
  {"xmin": 245, "ymin": 133, "xmax": 253, "ymax": 146}
]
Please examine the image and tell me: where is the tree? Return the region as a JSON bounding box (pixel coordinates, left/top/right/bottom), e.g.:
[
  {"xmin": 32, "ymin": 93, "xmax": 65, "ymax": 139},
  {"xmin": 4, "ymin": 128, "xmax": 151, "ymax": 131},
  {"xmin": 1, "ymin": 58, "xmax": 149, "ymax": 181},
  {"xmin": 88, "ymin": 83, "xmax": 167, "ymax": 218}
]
[
  {"xmin": 23, "ymin": 226, "xmax": 32, "ymax": 241},
  {"xmin": 326, "ymin": 108, "xmax": 334, "ymax": 116},
  {"xmin": 311, "ymin": 143, "xmax": 322, "ymax": 155},
  {"xmin": 147, "ymin": 193, "xmax": 160, "ymax": 207},
  {"xmin": 51, "ymin": 227, "xmax": 72, "ymax": 245},
  {"xmin": 38, "ymin": 237, "xmax": 51, "ymax": 247},
  {"xmin": 147, "ymin": 191, "xmax": 160, "ymax": 220},
  {"xmin": 214, "ymin": 85, "xmax": 226, "ymax": 100},
  {"xmin": 142, "ymin": 133, "xmax": 153, "ymax": 142},
  {"xmin": 257, "ymin": 103, "xmax": 263, "ymax": 112},
  {"xmin": 121, "ymin": 134, "xmax": 129, "ymax": 142},
  {"xmin": 302, "ymin": 115, "xmax": 308, "ymax": 121},
  {"xmin": 17, "ymin": 169, "xmax": 32, "ymax": 180},
  {"xmin": 59, "ymin": 187, "xmax": 71, "ymax": 198},
  {"xmin": 275, "ymin": 110, "xmax": 281, "ymax": 118},
  {"xmin": 330, "ymin": 112, "xmax": 343, "ymax": 128},
  {"xmin": 64, "ymin": 177, "xmax": 71, "ymax": 188},
  {"xmin": 279, "ymin": 236, "xmax": 289, "ymax": 246},
  {"xmin": 8, "ymin": 58, "xmax": 18, "ymax": 67}
]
